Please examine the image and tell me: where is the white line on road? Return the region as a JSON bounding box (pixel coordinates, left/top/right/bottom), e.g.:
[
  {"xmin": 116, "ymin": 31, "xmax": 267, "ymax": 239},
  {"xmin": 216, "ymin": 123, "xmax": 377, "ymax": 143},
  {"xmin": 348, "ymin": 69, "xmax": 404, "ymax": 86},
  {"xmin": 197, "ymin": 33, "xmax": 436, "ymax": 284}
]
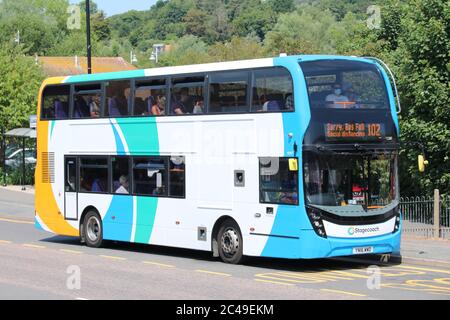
[{"xmin": 0, "ymin": 240, "xmax": 12, "ymax": 244}]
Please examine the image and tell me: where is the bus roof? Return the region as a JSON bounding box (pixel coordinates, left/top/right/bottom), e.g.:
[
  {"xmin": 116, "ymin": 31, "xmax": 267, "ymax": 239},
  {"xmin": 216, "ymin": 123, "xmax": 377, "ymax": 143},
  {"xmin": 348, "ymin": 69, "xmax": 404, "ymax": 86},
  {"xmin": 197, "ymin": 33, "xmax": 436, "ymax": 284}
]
[{"xmin": 42, "ymin": 55, "xmax": 376, "ymax": 86}]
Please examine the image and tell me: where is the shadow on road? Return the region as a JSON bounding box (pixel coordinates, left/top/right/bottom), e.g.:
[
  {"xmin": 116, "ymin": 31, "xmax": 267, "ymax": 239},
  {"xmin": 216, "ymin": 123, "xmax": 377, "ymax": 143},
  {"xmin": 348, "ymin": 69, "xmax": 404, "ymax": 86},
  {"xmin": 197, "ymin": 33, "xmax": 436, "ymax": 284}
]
[{"xmin": 40, "ymin": 235, "xmax": 401, "ymax": 273}]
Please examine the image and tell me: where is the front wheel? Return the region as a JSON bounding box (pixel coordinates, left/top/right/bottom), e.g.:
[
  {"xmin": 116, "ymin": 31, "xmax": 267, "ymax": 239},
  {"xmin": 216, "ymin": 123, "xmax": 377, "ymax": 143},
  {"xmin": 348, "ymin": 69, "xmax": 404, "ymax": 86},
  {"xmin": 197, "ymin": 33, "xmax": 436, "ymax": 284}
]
[
  {"xmin": 217, "ymin": 219, "xmax": 244, "ymax": 264},
  {"xmin": 83, "ymin": 211, "xmax": 103, "ymax": 248}
]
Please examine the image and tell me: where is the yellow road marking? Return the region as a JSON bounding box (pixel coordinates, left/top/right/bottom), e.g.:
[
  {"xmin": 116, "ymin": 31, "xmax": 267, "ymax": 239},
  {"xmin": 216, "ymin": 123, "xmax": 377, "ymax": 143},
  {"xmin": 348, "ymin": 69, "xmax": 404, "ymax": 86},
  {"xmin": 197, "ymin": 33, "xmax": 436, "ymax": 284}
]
[
  {"xmin": 321, "ymin": 289, "xmax": 367, "ymax": 297},
  {"xmin": 254, "ymin": 279, "xmax": 295, "ymax": 287},
  {"xmin": 60, "ymin": 249, "xmax": 83, "ymax": 255},
  {"xmin": 0, "ymin": 240, "xmax": 12, "ymax": 244},
  {"xmin": 195, "ymin": 269, "xmax": 231, "ymax": 277},
  {"xmin": 397, "ymin": 265, "xmax": 450, "ymax": 275},
  {"xmin": 0, "ymin": 217, "xmax": 33, "ymax": 225},
  {"xmin": 23, "ymin": 244, "xmax": 46, "ymax": 249},
  {"xmin": 142, "ymin": 261, "xmax": 175, "ymax": 268},
  {"xmin": 255, "ymin": 273, "xmax": 325, "ymax": 284},
  {"xmin": 100, "ymin": 255, "xmax": 126, "ymax": 261}
]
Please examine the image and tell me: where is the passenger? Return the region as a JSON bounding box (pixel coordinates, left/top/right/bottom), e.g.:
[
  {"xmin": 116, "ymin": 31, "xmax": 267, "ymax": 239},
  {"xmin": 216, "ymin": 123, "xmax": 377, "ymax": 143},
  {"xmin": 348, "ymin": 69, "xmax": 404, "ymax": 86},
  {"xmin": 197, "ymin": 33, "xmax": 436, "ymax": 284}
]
[
  {"xmin": 115, "ymin": 175, "xmax": 129, "ymax": 194},
  {"xmin": 192, "ymin": 97, "xmax": 204, "ymax": 114},
  {"xmin": 326, "ymin": 84, "xmax": 349, "ymax": 108},
  {"xmin": 89, "ymin": 94, "xmax": 101, "ymax": 117},
  {"xmin": 285, "ymin": 94, "xmax": 294, "ymax": 110},
  {"xmin": 151, "ymin": 95, "xmax": 166, "ymax": 116},
  {"xmin": 344, "ymin": 84, "xmax": 359, "ymax": 108},
  {"xmin": 173, "ymin": 89, "xmax": 194, "ymax": 114}
]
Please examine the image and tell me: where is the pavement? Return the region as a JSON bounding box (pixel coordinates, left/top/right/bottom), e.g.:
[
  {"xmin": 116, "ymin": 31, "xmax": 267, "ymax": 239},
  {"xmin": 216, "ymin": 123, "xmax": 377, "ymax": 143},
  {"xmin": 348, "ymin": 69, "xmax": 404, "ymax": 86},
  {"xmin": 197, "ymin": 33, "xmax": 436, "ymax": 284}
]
[{"xmin": 0, "ymin": 185, "xmax": 449, "ymax": 300}]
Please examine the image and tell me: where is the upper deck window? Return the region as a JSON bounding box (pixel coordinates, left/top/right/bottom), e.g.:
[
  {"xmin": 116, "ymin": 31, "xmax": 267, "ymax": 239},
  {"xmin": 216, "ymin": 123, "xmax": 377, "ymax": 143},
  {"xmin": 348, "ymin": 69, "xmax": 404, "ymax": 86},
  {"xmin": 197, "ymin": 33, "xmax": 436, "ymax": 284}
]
[
  {"xmin": 252, "ymin": 68, "xmax": 294, "ymax": 112},
  {"xmin": 209, "ymin": 71, "xmax": 249, "ymax": 114},
  {"xmin": 300, "ymin": 60, "xmax": 389, "ymax": 110},
  {"xmin": 41, "ymin": 85, "xmax": 70, "ymax": 120},
  {"xmin": 73, "ymin": 84, "xmax": 103, "ymax": 119},
  {"xmin": 105, "ymin": 81, "xmax": 131, "ymax": 117}
]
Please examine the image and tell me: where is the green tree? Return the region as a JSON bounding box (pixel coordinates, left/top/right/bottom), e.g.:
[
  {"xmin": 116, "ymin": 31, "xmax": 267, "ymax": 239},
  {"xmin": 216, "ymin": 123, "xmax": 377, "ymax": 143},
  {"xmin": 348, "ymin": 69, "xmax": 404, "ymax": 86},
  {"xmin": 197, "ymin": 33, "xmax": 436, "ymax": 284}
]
[
  {"xmin": 391, "ymin": 0, "xmax": 450, "ymax": 195},
  {"xmin": 0, "ymin": 45, "xmax": 44, "ymax": 131}
]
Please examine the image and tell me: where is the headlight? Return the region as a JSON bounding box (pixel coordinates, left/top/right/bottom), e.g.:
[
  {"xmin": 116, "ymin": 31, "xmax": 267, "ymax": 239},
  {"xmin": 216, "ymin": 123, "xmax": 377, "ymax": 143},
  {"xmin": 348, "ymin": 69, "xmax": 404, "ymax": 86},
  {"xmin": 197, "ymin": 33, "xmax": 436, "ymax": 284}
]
[{"xmin": 306, "ymin": 206, "xmax": 327, "ymax": 238}]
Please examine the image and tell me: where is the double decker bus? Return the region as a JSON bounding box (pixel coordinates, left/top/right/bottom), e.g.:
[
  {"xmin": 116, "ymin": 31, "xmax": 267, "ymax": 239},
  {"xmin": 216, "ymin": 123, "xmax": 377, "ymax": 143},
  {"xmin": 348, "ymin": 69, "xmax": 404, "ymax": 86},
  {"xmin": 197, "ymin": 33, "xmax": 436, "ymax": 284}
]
[{"xmin": 35, "ymin": 55, "xmax": 401, "ymax": 264}]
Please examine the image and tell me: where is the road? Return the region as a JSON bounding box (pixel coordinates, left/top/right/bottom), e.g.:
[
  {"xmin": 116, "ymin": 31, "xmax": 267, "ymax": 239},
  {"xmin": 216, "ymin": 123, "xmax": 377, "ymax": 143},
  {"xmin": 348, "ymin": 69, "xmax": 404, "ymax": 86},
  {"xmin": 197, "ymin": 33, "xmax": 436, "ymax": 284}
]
[{"xmin": 0, "ymin": 187, "xmax": 449, "ymax": 300}]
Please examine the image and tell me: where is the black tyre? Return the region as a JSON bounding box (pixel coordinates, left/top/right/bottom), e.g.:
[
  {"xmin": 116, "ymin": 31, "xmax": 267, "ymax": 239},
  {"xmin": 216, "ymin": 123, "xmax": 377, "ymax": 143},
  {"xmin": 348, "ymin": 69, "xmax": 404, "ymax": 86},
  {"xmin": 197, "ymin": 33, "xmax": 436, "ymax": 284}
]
[
  {"xmin": 83, "ymin": 210, "xmax": 103, "ymax": 248},
  {"xmin": 217, "ymin": 219, "xmax": 244, "ymax": 264}
]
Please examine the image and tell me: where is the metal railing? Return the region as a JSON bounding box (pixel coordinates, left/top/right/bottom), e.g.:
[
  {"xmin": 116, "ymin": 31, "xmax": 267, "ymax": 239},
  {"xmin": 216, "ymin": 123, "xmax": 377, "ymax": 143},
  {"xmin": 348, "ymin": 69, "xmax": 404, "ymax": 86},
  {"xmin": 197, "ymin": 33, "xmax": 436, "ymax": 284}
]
[{"xmin": 400, "ymin": 190, "xmax": 450, "ymax": 239}]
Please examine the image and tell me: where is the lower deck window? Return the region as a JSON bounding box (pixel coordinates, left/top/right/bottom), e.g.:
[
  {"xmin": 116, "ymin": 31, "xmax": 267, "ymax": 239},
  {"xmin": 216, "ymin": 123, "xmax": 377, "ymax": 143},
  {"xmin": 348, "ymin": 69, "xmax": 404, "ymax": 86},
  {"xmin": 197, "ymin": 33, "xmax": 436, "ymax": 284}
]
[
  {"xmin": 133, "ymin": 157, "xmax": 167, "ymax": 196},
  {"xmin": 80, "ymin": 158, "xmax": 109, "ymax": 193},
  {"xmin": 259, "ymin": 157, "xmax": 299, "ymax": 205}
]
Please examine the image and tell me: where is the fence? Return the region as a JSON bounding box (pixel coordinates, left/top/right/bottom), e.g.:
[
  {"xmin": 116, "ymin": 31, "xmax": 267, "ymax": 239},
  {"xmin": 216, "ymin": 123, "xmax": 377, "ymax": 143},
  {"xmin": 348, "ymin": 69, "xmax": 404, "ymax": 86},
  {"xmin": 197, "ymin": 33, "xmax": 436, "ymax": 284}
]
[{"xmin": 401, "ymin": 189, "xmax": 450, "ymax": 239}]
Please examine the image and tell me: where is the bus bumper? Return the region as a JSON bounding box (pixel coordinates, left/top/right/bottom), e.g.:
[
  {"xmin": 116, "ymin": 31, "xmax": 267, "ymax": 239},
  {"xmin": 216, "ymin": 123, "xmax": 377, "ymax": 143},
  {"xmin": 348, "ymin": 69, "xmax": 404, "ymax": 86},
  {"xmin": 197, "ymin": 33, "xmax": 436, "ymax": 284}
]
[{"xmin": 259, "ymin": 228, "xmax": 401, "ymax": 260}]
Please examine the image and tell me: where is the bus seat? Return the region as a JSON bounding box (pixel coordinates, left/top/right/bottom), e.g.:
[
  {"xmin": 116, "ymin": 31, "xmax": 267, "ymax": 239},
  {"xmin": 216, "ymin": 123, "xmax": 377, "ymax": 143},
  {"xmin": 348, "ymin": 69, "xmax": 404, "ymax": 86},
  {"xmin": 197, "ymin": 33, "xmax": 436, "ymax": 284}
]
[
  {"xmin": 108, "ymin": 98, "xmax": 122, "ymax": 117},
  {"xmin": 91, "ymin": 179, "xmax": 104, "ymax": 192},
  {"xmin": 55, "ymin": 100, "xmax": 68, "ymax": 119}
]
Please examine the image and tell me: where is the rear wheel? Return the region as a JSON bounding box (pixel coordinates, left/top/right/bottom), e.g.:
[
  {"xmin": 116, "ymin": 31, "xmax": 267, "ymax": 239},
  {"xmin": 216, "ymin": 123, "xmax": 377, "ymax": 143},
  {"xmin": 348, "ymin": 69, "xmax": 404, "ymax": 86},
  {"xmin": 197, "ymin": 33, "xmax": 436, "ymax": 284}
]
[
  {"xmin": 217, "ymin": 219, "xmax": 244, "ymax": 264},
  {"xmin": 83, "ymin": 211, "xmax": 103, "ymax": 248}
]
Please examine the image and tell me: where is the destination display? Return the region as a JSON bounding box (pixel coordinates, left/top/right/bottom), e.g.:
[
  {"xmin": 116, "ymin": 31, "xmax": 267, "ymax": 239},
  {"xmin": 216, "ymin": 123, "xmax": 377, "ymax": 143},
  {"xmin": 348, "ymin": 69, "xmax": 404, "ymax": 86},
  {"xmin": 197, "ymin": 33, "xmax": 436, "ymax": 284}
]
[{"xmin": 324, "ymin": 123, "xmax": 385, "ymax": 141}]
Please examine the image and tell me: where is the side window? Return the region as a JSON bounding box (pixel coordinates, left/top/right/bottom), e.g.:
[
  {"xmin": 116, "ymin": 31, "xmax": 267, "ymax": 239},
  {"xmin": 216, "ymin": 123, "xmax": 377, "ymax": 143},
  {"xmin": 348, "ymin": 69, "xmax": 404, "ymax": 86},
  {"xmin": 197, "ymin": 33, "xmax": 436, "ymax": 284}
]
[
  {"xmin": 79, "ymin": 157, "xmax": 108, "ymax": 193},
  {"xmin": 111, "ymin": 157, "xmax": 130, "ymax": 194},
  {"xmin": 252, "ymin": 68, "xmax": 294, "ymax": 112},
  {"xmin": 41, "ymin": 85, "xmax": 70, "ymax": 120},
  {"xmin": 171, "ymin": 76, "xmax": 205, "ymax": 115},
  {"xmin": 169, "ymin": 156, "xmax": 185, "ymax": 198},
  {"xmin": 105, "ymin": 81, "xmax": 131, "ymax": 117},
  {"xmin": 259, "ymin": 157, "xmax": 298, "ymax": 205},
  {"xmin": 65, "ymin": 157, "xmax": 77, "ymax": 192},
  {"xmin": 134, "ymin": 79, "xmax": 167, "ymax": 116},
  {"xmin": 73, "ymin": 84, "xmax": 102, "ymax": 119},
  {"xmin": 133, "ymin": 157, "xmax": 167, "ymax": 197},
  {"xmin": 209, "ymin": 71, "xmax": 249, "ymax": 114}
]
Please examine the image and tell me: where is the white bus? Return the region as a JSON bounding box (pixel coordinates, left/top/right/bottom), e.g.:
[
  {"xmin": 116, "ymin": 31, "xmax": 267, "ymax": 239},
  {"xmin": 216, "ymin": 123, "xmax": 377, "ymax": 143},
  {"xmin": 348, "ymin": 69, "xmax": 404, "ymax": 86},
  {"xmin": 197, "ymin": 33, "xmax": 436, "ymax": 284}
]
[{"xmin": 35, "ymin": 55, "xmax": 401, "ymax": 264}]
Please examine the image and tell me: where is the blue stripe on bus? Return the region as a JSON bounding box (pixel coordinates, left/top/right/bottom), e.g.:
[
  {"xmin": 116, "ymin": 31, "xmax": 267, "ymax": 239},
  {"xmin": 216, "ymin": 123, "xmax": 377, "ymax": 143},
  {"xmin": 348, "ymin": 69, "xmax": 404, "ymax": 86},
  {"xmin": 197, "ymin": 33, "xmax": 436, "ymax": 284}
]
[
  {"xmin": 110, "ymin": 119, "xmax": 126, "ymax": 155},
  {"xmin": 103, "ymin": 196, "xmax": 134, "ymax": 242},
  {"xmin": 261, "ymin": 57, "xmax": 313, "ymax": 258}
]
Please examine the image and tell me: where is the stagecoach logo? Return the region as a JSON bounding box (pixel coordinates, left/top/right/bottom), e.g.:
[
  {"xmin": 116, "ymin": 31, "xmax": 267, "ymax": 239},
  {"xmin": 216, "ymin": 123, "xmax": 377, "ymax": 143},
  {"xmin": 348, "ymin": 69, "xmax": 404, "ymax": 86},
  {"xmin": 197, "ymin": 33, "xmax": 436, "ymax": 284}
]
[{"xmin": 348, "ymin": 226, "xmax": 380, "ymax": 236}]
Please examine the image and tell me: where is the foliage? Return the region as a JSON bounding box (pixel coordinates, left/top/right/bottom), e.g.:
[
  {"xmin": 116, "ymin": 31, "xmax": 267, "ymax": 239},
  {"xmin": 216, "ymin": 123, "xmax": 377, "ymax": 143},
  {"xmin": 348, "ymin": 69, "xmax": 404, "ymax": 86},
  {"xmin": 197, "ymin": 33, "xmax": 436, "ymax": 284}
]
[
  {"xmin": 0, "ymin": 0, "xmax": 447, "ymax": 193},
  {"xmin": 0, "ymin": 44, "xmax": 44, "ymax": 131}
]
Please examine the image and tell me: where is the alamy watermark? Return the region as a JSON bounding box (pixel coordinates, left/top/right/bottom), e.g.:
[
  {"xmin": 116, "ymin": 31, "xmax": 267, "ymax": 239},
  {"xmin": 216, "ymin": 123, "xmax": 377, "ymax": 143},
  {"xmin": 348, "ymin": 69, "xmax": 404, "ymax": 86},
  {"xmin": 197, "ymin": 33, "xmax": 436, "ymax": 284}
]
[
  {"xmin": 366, "ymin": 265, "xmax": 381, "ymax": 290},
  {"xmin": 67, "ymin": 5, "xmax": 81, "ymax": 30},
  {"xmin": 367, "ymin": 5, "xmax": 381, "ymax": 30},
  {"xmin": 66, "ymin": 265, "xmax": 81, "ymax": 290}
]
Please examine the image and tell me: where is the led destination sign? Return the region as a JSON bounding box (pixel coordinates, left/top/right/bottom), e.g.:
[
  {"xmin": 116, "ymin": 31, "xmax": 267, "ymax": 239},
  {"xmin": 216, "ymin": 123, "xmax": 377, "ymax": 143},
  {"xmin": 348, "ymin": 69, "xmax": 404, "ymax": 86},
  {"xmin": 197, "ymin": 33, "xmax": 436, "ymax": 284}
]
[{"xmin": 325, "ymin": 123, "xmax": 385, "ymax": 141}]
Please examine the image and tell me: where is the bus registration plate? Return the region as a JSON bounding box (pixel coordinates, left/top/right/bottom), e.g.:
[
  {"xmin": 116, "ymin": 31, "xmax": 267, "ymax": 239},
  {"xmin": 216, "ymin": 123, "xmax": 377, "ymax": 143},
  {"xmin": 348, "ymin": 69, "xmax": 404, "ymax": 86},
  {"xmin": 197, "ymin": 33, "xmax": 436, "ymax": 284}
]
[{"xmin": 352, "ymin": 246, "xmax": 374, "ymax": 255}]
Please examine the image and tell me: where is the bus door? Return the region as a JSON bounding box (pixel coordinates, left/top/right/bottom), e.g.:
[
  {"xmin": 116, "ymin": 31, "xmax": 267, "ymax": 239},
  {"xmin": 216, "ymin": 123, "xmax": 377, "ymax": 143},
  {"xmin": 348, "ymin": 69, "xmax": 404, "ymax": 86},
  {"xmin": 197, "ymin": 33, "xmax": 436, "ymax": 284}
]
[{"xmin": 64, "ymin": 157, "xmax": 78, "ymax": 220}]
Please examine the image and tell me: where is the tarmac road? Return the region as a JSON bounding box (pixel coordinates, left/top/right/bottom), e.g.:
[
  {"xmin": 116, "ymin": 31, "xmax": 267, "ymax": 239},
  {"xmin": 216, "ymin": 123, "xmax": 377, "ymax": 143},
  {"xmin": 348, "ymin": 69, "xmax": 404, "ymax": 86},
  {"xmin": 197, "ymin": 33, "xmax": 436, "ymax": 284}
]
[{"xmin": 0, "ymin": 187, "xmax": 449, "ymax": 300}]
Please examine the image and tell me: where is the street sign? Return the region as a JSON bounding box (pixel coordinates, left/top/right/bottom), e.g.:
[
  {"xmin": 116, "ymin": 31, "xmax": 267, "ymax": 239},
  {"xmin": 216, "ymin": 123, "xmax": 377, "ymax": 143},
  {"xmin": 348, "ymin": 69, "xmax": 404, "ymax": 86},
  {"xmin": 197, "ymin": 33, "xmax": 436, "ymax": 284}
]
[{"xmin": 29, "ymin": 115, "xmax": 37, "ymax": 129}]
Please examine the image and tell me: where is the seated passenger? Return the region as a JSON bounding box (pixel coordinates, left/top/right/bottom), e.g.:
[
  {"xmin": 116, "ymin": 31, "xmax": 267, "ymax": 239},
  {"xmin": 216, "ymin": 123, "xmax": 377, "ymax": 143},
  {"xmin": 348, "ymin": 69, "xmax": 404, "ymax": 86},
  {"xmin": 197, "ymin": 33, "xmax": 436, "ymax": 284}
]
[
  {"xmin": 326, "ymin": 84, "xmax": 349, "ymax": 108},
  {"xmin": 151, "ymin": 95, "xmax": 166, "ymax": 116},
  {"xmin": 192, "ymin": 97, "xmax": 204, "ymax": 114},
  {"xmin": 343, "ymin": 84, "xmax": 359, "ymax": 108},
  {"xmin": 74, "ymin": 96, "xmax": 90, "ymax": 118},
  {"xmin": 90, "ymin": 94, "xmax": 101, "ymax": 117},
  {"xmin": 285, "ymin": 94, "xmax": 294, "ymax": 110},
  {"xmin": 115, "ymin": 175, "xmax": 129, "ymax": 194}
]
